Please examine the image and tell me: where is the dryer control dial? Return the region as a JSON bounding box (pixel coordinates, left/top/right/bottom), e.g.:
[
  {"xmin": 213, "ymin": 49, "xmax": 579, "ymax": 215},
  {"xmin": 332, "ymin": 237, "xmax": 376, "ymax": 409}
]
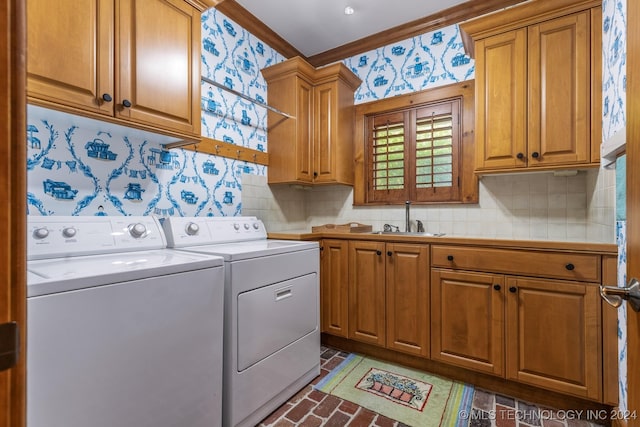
[
  {"xmin": 252, "ymin": 222, "xmax": 260, "ymax": 230},
  {"xmin": 62, "ymin": 227, "xmax": 77, "ymax": 238},
  {"xmin": 185, "ymin": 222, "xmax": 200, "ymax": 236},
  {"xmin": 33, "ymin": 227, "xmax": 49, "ymax": 239},
  {"xmin": 243, "ymin": 223, "xmax": 250, "ymax": 230},
  {"xmin": 233, "ymin": 223, "xmax": 240, "ymax": 231},
  {"xmin": 128, "ymin": 223, "xmax": 147, "ymax": 238}
]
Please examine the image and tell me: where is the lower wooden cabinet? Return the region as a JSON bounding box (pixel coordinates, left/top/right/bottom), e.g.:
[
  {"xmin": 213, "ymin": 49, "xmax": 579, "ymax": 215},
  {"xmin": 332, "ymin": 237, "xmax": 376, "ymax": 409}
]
[
  {"xmin": 320, "ymin": 239, "xmax": 349, "ymax": 337},
  {"xmin": 340, "ymin": 241, "xmax": 430, "ymax": 356},
  {"xmin": 319, "ymin": 238, "xmax": 614, "ymax": 403},
  {"xmin": 348, "ymin": 241, "xmax": 386, "ymax": 346},
  {"xmin": 432, "ymin": 268, "xmax": 602, "ymax": 400},
  {"xmin": 386, "ymin": 243, "xmax": 430, "ymax": 357},
  {"xmin": 431, "ymin": 269, "xmax": 504, "ymax": 375},
  {"xmin": 505, "ymin": 277, "xmax": 601, "ymax": 400}
]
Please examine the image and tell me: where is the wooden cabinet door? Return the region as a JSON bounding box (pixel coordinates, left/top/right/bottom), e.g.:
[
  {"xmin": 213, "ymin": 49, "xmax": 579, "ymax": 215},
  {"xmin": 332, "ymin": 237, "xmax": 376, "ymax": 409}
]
[
  {"xmin": 27, "ymin": 0, "xmax": 114, "ymax": 115},
  {"xmin": 117, "ymin": 0, "xmax": 201, "ymax": 137},
  {"xmin": 386, "ymin": 243, "xmax": 429, "ymax": 357},
  {"xmin": 505, "ymin": 277, "xmax": 601, "ymax": 400},
  {"xmin": 431, "ymin": 269, "xmax": 504, "ymax": 375},
  {"xmin": 348, "ymin": 241, "xmax": 386, "ymax": 346},
  {"xmin": 320, "ymin": 240, "xmax": 349, "ymax": 337},
  {"xmin": 474, "ymin": 29, "xmax": 527, "ymax": 171},
  {"xmin": 313, "ymin": 76, "xmax": 355, "ymax": 185},
  {"xmin": 527, "ymin": 11, "xmax": 590, "ymax": 167},
  {"xmin": 294, "ymin": 78, "xmax": 314, "ymax": 183},
  {"xmin": 314, "ymin": 81, "xmax": 338, "ymax": 184},
  {"xmin": 265, "ymin": 73, "xmax": 313, "ymax": 184}
]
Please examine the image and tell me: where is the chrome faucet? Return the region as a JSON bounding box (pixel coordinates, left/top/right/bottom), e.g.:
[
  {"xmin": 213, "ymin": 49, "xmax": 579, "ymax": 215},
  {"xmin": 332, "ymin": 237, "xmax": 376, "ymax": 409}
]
[
  {"xmin": 405, "ymin": 201, "xmax": 411, "ymax": 232},
  {"xmin": 416, "ymin": 220, "xmax": 425, "ymax": 233},
  {"xmin": 384, "ymin": 223, "xmax": 400, "ymax": 232}
]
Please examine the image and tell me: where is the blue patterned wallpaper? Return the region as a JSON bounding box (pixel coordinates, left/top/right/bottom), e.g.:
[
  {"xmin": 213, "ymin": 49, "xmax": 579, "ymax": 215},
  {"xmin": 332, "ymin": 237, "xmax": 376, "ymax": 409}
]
[
  {"xmin": 201, "ymin": 8, "xmax": 284, "ymax": 157},
  {"xmin": 27, "ymin": 105, "xmax": 247, "ymax": 217},
  {"xmin": 26, "ymin": 10, "xmax": 285, "ymax": 217},
  {"xmin": 342, "ymin": 26, "xmax": 474, "ymax": 104},
  {"xmin": 603, "ymin": 0, "xmax": 627, "ymax": 140},
  {"xmin": 603, "ymin": 0, "xmax": 628, "ymax": 414}
]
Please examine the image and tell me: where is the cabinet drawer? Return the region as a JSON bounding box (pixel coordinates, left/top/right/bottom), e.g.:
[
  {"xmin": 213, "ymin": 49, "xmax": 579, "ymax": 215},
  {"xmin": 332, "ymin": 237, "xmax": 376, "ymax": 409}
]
[{"xmin": 432, "ymin": 246, "xmax": 600, "ymax": 282}]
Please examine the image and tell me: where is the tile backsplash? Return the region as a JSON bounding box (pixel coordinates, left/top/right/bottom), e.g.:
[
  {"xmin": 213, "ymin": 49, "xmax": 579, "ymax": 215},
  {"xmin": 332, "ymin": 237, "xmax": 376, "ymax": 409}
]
[{"xmin": 243, "ymin": 168, "xmax": 616, "ymax": 243}]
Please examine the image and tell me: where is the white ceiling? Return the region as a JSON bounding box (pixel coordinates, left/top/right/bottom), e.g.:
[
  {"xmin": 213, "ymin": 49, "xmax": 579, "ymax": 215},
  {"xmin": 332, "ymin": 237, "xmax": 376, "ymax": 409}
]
[{"xmin": 234, "ymin": 0, "xmax": 470, "ymax": 57}]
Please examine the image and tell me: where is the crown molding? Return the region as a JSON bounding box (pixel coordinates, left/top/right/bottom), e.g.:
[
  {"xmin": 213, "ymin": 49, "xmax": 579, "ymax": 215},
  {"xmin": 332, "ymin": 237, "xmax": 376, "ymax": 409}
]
[
  {"xmin": 307, "ymin": 0, "xmax": 528, "ymax": 66},
  {"xmin": 215, "ymin": 0, "xmax": 304, "ymax": 59},
  {"xmin": 214, "ymin": 0, "xmax": 527, "ymax": 66},
  {"xmin": 186, "ymin": 0, "xmax": 223, "ymax": 12}
]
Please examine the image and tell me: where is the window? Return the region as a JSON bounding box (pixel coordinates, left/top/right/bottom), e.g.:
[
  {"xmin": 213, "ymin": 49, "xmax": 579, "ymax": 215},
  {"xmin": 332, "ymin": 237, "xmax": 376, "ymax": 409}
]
[
  {"xmin": 368, "ymin": 100, "xmax": 460, "ymax": 203},
  {"xmin": 353, "ymin": 82, "xmax": 477, "ymax": 205}
]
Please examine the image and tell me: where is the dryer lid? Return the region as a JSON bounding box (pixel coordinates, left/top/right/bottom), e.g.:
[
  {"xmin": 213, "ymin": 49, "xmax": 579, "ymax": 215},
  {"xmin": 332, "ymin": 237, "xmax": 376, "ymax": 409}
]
[{"xmin": 173, "ymin": 239, "xmax": 318, "ymax": 261}]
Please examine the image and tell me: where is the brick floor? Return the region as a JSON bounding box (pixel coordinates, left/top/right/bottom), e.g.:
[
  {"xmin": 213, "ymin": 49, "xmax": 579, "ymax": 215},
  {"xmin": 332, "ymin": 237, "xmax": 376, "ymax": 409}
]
[{"xmin": 258, "ymin": 347, "xmax": 605, "ymax": 427}]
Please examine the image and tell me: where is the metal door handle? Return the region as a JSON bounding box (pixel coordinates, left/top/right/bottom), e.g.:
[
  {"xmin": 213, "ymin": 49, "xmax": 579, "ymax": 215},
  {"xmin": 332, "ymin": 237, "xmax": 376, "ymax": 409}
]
[{"xmin": 600, "ymin": 278, "xmax": 640, "ymax": 312}]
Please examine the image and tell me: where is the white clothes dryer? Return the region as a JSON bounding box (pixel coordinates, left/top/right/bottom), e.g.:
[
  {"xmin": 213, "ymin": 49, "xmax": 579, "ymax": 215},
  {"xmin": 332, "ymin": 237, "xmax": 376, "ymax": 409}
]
[{"xmin": 163, "ymin": 216, "xmax": 320, "ymax": 427}]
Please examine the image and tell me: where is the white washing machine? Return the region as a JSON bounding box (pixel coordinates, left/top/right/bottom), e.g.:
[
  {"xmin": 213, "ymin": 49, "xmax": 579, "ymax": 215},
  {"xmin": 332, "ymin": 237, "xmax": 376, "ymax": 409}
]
[
  {"xmin": 27, "ymin": 216, "xmax": 225, "ymax": 427},
  {"xmin": 163, "ymin": 216, "xmax": 320, "ymax": 427}
]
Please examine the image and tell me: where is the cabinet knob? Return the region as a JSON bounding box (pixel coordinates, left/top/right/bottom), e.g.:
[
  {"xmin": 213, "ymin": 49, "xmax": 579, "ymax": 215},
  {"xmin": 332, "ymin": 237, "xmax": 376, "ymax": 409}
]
[
  {"xmin": 387, "ymin": 251, "xmax": 393, "ymax": 257},
  {"xmin": 122, "ymin": 99, "xmax": 132, "ymax": 108},
  {"xmin": 376, "ymin": 250, "xmax": 382, "ymax": 256},
  {"xmin": 494, "ymin": 284, "xmax": 501, "ymax": 291},
  {"xmin": 516, "ymin": 152, "xmax": 524, "ymax": 160},
  {"xmin": 509, "ymin": 286, "xmax": 517, "ymax": 293},
  {"xmin": 102, "ymin": 93, "xmax": 112, "ymax": 102},
  {"xmin": 531, "ymin": 151, "xmax": 540, "ymax": 159},
  {"xmin": 319, "ymin": 247, "xmax": 324, "ymax": 251},
  {"xmin": 565, "ymin": 263, "xmax": 575, "ymax": 271},
  {"xmin": 313, "ymin": 171, "xmax": 318, "ymax": 178},
  {"xmin": 447, "ymin": 255, "xmax": 454, "ymax": 261}
]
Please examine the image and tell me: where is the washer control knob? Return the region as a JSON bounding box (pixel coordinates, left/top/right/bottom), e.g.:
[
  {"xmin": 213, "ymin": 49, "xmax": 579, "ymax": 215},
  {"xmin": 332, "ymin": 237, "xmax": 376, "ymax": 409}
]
[
  {"xmin": 33, "ymin": 227, "xmax": 49, "ymax": 239},
  {"xmin": 233, "ymin": 223, "xmax": 240, "ymax": 231},
  {"xmin": 252, "ymin": 222, "xmax": 260, "ymax": 230},
  {"xmin": 244, "ymin": 223, "xmax": 250, "ymax": 230},
  {"xmin": 62, "ymin": 227, "xmax": 77, "ymax": 238},
  {"xmin": 128, "ymin": 223, "xmax": 147, "ymax": 238},
  {"xmin": 185, "ymin": 222, "xmax": 200, "ymax": 236}
]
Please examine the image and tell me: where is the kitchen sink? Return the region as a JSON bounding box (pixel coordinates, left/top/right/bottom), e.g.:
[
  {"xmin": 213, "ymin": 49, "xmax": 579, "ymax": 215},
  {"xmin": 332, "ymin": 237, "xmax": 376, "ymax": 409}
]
[{"xmin": 369, "ymin": 231, "xmax": 446, "ymax": 237}]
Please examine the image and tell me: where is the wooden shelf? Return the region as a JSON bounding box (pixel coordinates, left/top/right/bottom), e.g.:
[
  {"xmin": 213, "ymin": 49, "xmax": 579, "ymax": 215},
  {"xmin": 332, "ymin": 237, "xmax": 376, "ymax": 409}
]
[{"xmin": 165, "ymin": 136, "xmax": 269, "ymax": 166}]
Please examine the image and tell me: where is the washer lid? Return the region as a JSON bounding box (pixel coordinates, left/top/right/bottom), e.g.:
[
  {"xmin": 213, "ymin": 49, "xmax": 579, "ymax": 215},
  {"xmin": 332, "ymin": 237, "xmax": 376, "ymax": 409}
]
[
  {"xmin": 27, "ymin": 250, "xmax": 223, "ymax": 297},
  {"xmin": 175, "ymin": 239, "xmax": 318, "ymax": 261}
]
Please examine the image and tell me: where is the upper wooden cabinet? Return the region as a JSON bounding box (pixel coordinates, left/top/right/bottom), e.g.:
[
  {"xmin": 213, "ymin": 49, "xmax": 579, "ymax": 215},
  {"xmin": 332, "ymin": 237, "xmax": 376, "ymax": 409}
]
[
  {"xmin": 460, "ymin": 0, "xmax": 602, "ymax": 173},
  {"xmin": 27, "ymin": 0, "xmax": 203, "ymax": 140},
  {"xmin": 261, "ymin": 57, "xmax": 362, "ymax": 185}
]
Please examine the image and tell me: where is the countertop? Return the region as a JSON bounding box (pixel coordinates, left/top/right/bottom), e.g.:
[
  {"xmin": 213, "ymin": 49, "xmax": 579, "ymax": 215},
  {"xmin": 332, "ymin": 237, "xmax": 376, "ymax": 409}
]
[{"xmin": 267, "ymin": 230, "xmax": 618, "ymax": 255}]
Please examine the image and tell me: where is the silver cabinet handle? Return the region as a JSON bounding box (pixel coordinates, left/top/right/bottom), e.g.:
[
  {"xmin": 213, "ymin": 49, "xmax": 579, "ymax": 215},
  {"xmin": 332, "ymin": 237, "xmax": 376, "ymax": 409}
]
[{"xmin": 600, "ymin": 278, "xmax": 640, "ymax": 312}]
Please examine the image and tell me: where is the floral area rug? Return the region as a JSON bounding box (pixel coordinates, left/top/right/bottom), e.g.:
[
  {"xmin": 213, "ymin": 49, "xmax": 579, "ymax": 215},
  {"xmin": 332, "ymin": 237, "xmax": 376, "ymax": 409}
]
[{"xmin": 314, "ymin": 354, "xmax": 474, "ymax": 427}]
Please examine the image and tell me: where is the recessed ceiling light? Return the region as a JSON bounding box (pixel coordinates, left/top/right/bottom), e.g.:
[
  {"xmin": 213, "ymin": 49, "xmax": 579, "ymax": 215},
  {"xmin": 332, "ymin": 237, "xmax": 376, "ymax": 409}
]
[{"xmin": 344, "ymin": 6, "xmax": 355, "ymax": 15}]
